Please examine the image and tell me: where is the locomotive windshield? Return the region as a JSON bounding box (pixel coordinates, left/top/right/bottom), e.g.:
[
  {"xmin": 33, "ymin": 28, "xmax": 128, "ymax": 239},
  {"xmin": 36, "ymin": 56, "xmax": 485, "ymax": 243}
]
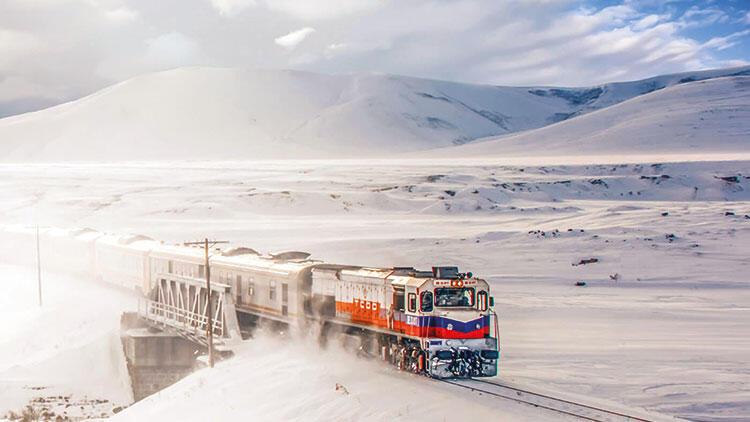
[{"xmin": 434, "ymin": 287, "xmax": 475, "ymax": 307}]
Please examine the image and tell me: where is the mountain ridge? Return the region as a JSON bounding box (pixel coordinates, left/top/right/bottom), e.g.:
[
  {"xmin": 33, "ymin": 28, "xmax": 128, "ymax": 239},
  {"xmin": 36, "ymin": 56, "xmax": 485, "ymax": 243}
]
[
  {"xmin": 437, "ymin": 75, "xmax": 750, "ymax": 158},
  {"xmin": 1, "ymin": 65, "xmax": 748, "ymax": 161}
]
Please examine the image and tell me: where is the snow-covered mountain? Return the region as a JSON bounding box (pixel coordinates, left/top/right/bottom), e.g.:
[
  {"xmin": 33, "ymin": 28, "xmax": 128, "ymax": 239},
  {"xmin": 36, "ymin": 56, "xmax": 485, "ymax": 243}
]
[
  {"xmin": 0, "ymin": 66, "xmax": 748, "ymax": 161},
  {"xmin": 439, "ymin": 75, "xmax": 750, "ymax": 158}
]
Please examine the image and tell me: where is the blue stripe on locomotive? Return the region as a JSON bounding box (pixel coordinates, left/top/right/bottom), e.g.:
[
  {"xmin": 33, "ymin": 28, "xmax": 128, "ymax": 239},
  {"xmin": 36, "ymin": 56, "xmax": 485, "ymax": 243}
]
[{"xmin": 418, "ymin": 315, "xmax": 489, "ymax": 333}]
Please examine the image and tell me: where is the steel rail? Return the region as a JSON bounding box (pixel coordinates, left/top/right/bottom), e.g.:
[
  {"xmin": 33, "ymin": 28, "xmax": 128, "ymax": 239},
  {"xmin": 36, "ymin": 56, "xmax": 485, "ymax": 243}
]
[
  {"xmin": 440, "ymin": 378, "xmax": 654, "ymax": 422},
  {"xmin": 472, "ymin": 379, "xmax": 653, "ymax": 422}
]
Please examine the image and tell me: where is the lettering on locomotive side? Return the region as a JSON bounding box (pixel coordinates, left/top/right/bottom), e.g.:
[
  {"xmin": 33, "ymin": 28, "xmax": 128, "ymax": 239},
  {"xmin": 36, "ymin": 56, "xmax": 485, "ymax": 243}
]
[
  {"xmin": 434, "ymin": 279, "xmax": 476, "ymax": 286},
  {"xmin": 406, "ymin": 315, "xmax": 419, "ymax": 326},
  {"xmin": 352, "ymin": 298, "xmax": 380, "ymax": 312}
]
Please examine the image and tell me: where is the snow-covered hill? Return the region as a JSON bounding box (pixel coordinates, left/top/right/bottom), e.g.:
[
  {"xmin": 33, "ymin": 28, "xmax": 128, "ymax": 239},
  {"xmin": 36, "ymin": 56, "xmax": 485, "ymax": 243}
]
[
  {"xmin": 1, "ymin": 66, "xmax": 748, "ymax": 161},
  {"xmin": 441, "ymin": 75, "xmax": 750, "ymax": 158}
]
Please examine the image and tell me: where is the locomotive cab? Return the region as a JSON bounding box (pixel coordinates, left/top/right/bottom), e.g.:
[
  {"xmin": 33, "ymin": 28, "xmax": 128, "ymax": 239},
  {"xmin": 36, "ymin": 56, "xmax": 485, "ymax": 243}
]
[{"xmin": 416, "ymin": 268, "xmax": 499, "ymax": 378}]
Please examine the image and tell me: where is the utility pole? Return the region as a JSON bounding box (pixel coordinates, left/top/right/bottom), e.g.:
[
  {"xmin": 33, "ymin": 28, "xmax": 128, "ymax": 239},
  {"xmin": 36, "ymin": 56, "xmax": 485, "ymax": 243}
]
[
  {"xmin": 184, "ymin": 238, "xmax": 228, "ymax": 368},
  {"xmin": 36, "ymin": 225, "xmax": 42, "ymax": 307}
]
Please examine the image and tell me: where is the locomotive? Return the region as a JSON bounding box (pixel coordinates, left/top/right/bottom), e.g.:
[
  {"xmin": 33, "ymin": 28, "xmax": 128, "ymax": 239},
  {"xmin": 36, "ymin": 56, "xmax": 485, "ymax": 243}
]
[
  {"xmin": 312, "ymin": 265, "xmax": 499, "ymax": 378},
  {"xmin": 0, "ymin": 225, "xmax": 500, "ymax": 378}
]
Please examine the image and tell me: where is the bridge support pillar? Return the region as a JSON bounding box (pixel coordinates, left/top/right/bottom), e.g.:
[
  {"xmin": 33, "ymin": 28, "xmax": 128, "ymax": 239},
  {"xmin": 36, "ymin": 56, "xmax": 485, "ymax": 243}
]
[{"xmin": 120, "ymin": 313, "xmax": 202, "ymax": 402}]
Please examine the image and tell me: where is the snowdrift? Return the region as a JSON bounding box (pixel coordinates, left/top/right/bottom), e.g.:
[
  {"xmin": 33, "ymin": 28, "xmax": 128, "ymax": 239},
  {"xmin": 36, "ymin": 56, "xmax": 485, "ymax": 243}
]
[{"xmin": 0, "ymin": 66, "xmax": 748, "ymax": 161}]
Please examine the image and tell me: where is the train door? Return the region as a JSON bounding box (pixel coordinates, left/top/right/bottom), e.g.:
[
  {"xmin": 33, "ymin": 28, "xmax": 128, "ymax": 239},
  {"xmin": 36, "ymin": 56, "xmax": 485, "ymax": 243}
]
[
  {"xmin": 392, "ymin": 287, "xmax": 405, "ymax": 333},
  {"xmin": 282, "ymin": 283, "xmax": 289, "ymax": 316},
  {"xmin": 236, "ymin": 274, "xmax": 242, "ymax": 305},
  {"xmin": 405, "ymin": 285, "xmax": 419, "ymax": 337}
]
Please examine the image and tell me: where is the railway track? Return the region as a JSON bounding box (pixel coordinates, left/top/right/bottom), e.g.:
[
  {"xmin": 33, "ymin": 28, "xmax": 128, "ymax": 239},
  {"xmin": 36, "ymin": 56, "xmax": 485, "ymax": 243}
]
[{"xmin": 440, "ymin": 378, "xmax": 656, "ymax": 422}]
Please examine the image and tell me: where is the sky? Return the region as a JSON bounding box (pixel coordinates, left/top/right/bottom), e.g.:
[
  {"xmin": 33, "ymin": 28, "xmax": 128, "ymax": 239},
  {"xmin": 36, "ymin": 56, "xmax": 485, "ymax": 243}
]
[{"xmin": 0, "ymin": 0, "xmax": 748, "ymax": 118}]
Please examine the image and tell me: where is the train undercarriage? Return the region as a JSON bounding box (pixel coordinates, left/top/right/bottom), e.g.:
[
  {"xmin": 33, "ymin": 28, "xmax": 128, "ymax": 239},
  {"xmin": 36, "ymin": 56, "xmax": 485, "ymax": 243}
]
[
  {"xmin": 318, "ymin": 320, "xmax": 499, "ymax": 379},
  {"xmin": 236, "ymin": 307, "xmax": 498, "ymax": 379}
]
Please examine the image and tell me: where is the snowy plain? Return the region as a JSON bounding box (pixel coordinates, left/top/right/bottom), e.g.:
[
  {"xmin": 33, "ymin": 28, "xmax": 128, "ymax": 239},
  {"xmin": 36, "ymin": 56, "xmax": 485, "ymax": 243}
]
[
  {"xmin": 1, "ymin": 157, "xmax": 748, "ymax": 421},
  {"xmin": 1, "ymin": 65, "xmax": 749, "ymax": 421}
]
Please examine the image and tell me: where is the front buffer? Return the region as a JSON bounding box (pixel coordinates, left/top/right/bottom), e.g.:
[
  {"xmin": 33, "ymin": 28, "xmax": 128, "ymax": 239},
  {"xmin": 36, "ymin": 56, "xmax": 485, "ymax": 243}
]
[{"xmin": 426, "ymin": 337, "xmax": 499, "ymax": 378}]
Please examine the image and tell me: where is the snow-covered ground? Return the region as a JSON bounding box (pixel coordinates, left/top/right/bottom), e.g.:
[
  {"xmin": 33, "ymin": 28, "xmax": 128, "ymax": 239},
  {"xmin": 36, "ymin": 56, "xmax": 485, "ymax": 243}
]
[
  {"xmin": 1, "ymin": 158, "xmax": 748, "ymax": 421},
  {"xmin": 111, "ymin": 335, "xmax": 550, "ymax": 421},
  {"xmin": 0, "ymin": 264, "xmax": 134, "ymax": 420}
]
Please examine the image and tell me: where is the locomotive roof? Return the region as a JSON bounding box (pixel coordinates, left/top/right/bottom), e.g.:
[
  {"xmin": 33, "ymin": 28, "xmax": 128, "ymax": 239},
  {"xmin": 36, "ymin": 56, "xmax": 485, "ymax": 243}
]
[
  {"xmin": 315, "ymin": 266, "xmax": 430, "ymax": 288},
  {"xmin": 315, "ymin": 265, "xmax": 488, "ymax": 289},
  {"xmin": 388, "ymin": 275, "xmax": 429, "ymax": 288}
]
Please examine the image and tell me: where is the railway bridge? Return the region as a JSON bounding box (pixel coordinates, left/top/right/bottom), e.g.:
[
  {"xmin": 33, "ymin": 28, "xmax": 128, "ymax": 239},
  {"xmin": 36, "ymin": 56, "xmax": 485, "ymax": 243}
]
[
  {"xmin": 137, "ymin": 272, "xmax": 242, "ymax": 349},
  {"xmin": 123, "ymin": 272, "xmax": 242, "ymax": 401}
]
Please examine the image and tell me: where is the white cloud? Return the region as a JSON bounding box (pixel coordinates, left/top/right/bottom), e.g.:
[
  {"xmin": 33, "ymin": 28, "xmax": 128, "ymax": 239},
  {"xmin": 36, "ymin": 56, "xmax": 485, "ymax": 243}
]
[
  {"xmin": 632, "ymin": 14, "xmax": 661, "ymax": 31},
  {"xmin": 0, "ymin": 75, "xmax": 48, "ymax": 102},
  {"xmin": 145, "ymin": 32, "xmax": 199, "ymax": 66},
  {"xmin": 209, "ymin": 0, "xmax": 257, "ymax": 17},
  {"xmin": 678, "ymin": 6, "xmax": 728, "ymax": 29},
  {"xmin": 723, "ymin": 59, "xmax": 749, "ymax": 67},
  {"xmin": 265, "ymin": 0, "xmax": 382, "ymax": 20},
  {"xmin": 0, "ymin": 29, "xmax": 40, "ymax": 67},
  {"xmin": 702, "ymin": 30, "xmax": 750, "ymax": 52},
  {"xmin": 274, "ymin": 27, "xmax": 315, "ymax": 49},
  {"xmin": 104, "ymin": 7, "xmax": 139, "ymax": 24}
]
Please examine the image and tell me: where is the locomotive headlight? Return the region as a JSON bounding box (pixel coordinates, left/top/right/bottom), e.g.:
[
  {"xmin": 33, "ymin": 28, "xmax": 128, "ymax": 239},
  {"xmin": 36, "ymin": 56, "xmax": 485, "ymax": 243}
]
[
  {"xmin": 447, "ymin": 323, "xmax": 453, "ymax": 330},
  {"xmin": 476, "ymin": 323, "xmax": 480, "ymax": 329}
]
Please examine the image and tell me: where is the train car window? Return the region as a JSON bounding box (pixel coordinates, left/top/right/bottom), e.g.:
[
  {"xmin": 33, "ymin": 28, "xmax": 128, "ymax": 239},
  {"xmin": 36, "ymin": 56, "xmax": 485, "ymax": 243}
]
[
  {"xmin": 168, "ymin": 260, "xmax": 173, "ymax": 273},
  {"xmin": 235, "ymin": 274, "xmax": 242, "ymax": 302},
  {"xmin": 420, "ymin": 291, "xmax": 433, "ymax": 312},
  {"xmin": 477, "ymin": 291, "xmax": 488, "ymax": 311},
  {"xmin": 199, "ymin": 265, "xmax": 205, "ymax": 278},
  {"xmin": 407, "ymin": 293, "xmax": 416, "ymax": 312},
  {"xmin": 434, "ymin": 287, "xmax": 475, "ymax": 307},
  {"xmin": 270, "ymin": 281, "xmax": 277, "ymax": 301},
  {"xmin": 248, "ymin": 282, "xmax": 255, "ymax": 297},
  {"xmin": 394, "ymin": 290, "xmax": 405, "ymax": 311}
]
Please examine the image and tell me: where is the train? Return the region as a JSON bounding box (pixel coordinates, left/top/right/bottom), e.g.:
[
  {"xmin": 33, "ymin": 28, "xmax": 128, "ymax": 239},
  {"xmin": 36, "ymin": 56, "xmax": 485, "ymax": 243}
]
[{"xmin": 0, "ymin": 225, "xmax": 500, "ymax": 378}]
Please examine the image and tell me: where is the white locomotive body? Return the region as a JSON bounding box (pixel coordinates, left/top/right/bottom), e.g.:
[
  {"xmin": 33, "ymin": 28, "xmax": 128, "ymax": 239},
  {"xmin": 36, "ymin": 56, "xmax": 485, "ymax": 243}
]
[{"xmin": 311, "ymin": 265, "xmax": 499, "ymax": 378}]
